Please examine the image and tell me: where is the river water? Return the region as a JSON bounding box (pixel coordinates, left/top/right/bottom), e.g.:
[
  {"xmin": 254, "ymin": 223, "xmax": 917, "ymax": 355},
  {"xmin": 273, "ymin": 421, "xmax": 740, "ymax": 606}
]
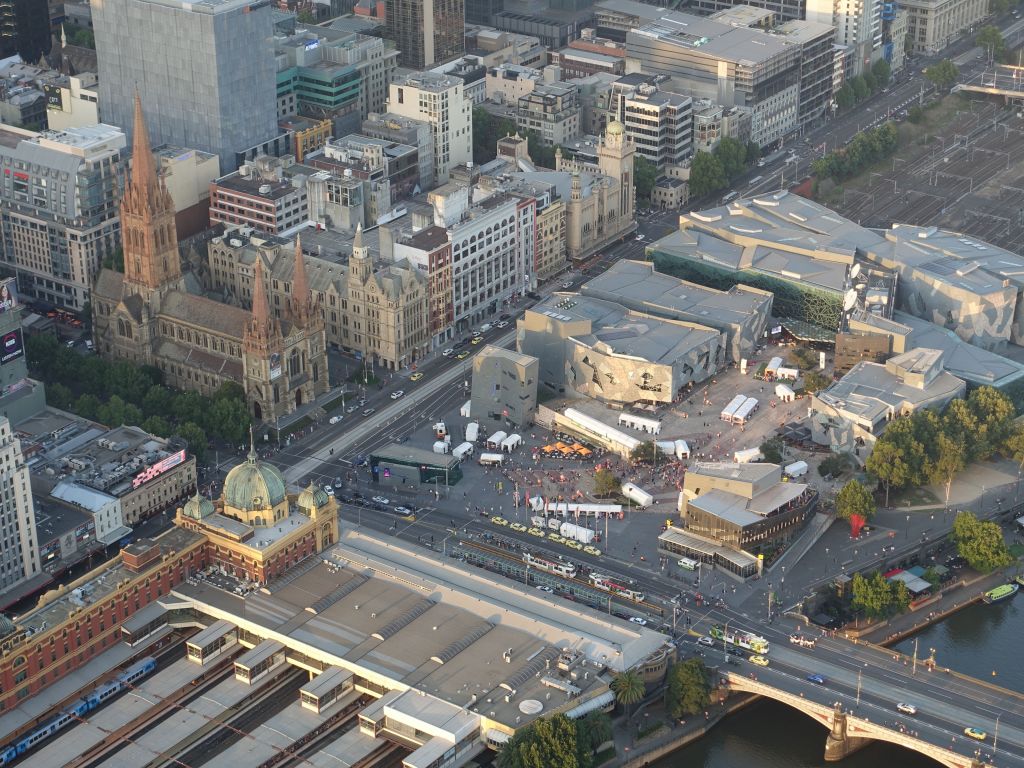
[{"xmin": 656, "ymin": 596, "xmax": 1024, "ymax": 767}]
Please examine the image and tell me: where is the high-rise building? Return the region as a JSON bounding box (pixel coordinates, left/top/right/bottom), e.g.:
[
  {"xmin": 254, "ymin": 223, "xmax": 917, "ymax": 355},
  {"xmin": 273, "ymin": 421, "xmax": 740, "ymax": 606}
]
[
  {"xmin": 387, "ymin": 72, "xmax": 472, "ymax": 185},
  {"xmin": 92, "ymin": 0, "xmax": 279, "ymax": 171},
  {"xmin": 0, "ymin": 277, "xmax": 46, "ymax": 426},
  {"xmin": 0, "ymin": 416, "xmax": 39, "ymax": 596},
  {"xmin": 516, "ymin": 82, "xmax": 581, "ymax": 147},
  {"xmin": 608, "ymin": 75, "xmax": 692, "ymax": 170},
  {"xmin": 385, "ymin": 0, "xmax": 465, "ymax": 69},
  {"xmin": 806, "ymin": 0, "xmax": 881, "ymax": 75},
  {"xmin": 0, "ymin": 122, "xmax": 126, "ymax": 311}
]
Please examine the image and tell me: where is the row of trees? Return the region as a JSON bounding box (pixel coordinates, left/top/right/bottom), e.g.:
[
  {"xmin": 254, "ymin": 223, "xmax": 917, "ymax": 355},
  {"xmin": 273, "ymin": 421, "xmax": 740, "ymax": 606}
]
[
  {"xmin": 925, "ymin": 59, "xmax": 960, "ymax": 91},
  {"xmin": 865, "ymin": 386, "xmax": 1017, "ymax": 507},
  {"xmin": 27, "ymin": 334, "xmax": 251, "ymax": 463},
  {"xmin": 811, "ymin": 122, "xmax": 899, "ymax": 183},
  {"xmin": 851, "ymin": 570, "xmax": 912, "ymax": 620},
  {"xmin": 835, "ymin": 59, "xmax": 892, "ymax": 111},
  {"xmin": 497, "ymin": 712, "xmax": 612, "ymax": 768},
  {"xmin": 471, "ymin": 108, "xmax": 557, "ymax": 169},
  {"xmin": 688, "ymin": 138, "xmax": 761, "ymax": 201},
  {"xmin": 953, "ymin": 510, "xmax": 1013, "ymax": 573}
]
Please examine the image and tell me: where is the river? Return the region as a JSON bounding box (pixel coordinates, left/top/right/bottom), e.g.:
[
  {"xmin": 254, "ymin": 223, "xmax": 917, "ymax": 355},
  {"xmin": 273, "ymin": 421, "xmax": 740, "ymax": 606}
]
[{"xmin": 655, "ymin": 596, "xmax": 1024, "ymax": 767}]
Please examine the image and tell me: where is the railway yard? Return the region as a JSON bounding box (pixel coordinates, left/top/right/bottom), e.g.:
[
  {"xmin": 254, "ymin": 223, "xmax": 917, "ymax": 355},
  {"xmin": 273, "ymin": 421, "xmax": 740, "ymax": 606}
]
[{"xmin": 832, "ymin": 97, "xmax": 1024, "ymax": 256}]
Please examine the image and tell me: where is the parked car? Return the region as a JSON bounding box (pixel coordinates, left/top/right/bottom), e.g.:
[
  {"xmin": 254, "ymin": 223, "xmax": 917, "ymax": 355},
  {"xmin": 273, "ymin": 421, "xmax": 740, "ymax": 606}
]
[
  {"xmin": 323, "ymin": 485, "xmax": 335, "ymax": 497},
  {"xmin": 391, "ymin": 390, "xmax": 405, "ymax": 399},
  {"xmin": 410, "ymin": 372, "xmax": 424, "ymax": 382},
  {"xmin": 456, "ymin": 351, "xmax": 470, "ymax": 360},
  {"xmin": 442, "ymin": 349, "xmax": 454, "ymax": 357},
  {"xmin": 346, "ymin": 405, "xmax": 358, "ymax": 414},
  {"xmin": 394, "ymin": 506, "xmax": 413, "ymax": 515}
]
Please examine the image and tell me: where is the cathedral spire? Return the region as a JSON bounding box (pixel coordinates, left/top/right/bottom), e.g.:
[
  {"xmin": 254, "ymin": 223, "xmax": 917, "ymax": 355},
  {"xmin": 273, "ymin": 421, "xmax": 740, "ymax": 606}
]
[
  {"xmin": 350, "ymin": 223, "xmax": 372, "ymax": 283},
  {"xmin": 289, "ymin": 234, "xmax": 314, "ymax": 327},
  {"xmin": 248, "ymin": 257, "xmax": 275, "ymax": 342},
  {"xmin": 129, "ymin": 90, "xmax": 161, "ymax": 207}
]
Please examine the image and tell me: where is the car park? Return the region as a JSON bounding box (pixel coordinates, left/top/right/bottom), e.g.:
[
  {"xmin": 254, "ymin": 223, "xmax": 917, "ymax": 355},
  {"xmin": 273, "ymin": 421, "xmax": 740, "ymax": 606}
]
[
  {"xmin": 896, "ymin": 703, "xmax": 918, "ymax": 716},
  {"xmin": 629, "ymin": 617, "xmax": 648, "ymax": 626},
  {"xmin": 806, "ymin": 674, "xmax": 825, "ymax": 685},
  {"xmin": 749, "ymin": 655, "xmax": 770, "ymax": 667},
  {"xmin": 372, "ymin": 496, "xmax": 390, "ymax": 505},
  {"xmin": 410, "ymin": 372, "xmax": 424, "ymax": 382}
]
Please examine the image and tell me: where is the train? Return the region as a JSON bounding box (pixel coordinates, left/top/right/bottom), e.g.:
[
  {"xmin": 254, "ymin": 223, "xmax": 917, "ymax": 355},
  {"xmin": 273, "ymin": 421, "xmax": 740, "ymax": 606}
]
[
  {"xmin": 523, "ymin": 552, "xmax": 577, "ymax": 579},
  {"xmin": 0, "ymin": 656, "xmax": 157, "ymax": 766},
  {"xmin": 589, "ymin": 574, "xmax": 645, "ymax": 603}
]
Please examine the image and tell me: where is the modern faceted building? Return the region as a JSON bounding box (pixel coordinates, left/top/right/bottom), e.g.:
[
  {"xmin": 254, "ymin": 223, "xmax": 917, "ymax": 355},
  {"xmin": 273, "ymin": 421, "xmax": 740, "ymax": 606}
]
[
  {"xmin": 92, "ymin": 0, "xmax": 280, "ymax": 171},
  {"xmin": 385, "ymin": 0, "xmax": 465, "ymax": 69}
]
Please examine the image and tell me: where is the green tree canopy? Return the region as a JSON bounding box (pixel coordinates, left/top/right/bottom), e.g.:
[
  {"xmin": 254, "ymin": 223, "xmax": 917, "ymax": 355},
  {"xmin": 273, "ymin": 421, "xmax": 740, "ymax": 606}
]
[
  {"xmin": 594, "ymin": 468, "xmax": 621, "ymax": 498},
  {"xmin": 977, "ymin": 25, "xmax": 1006, "ymax": 59},
  {"xmin": 925, "ymin": 59, "xmax": 959, "ymax": 90},
  {"xmin": 688, "ymin": 151, "xmax": 727, "ymax": 200},
  {"xmin": 498, "ymin": 713, "xmax": 592, "ymax": 768},
  {"xmin": 664, "ymin": 659, "xmax": 711, "ymax": 718},
  {"xmin": 836, "ymin": 83, "xmax": 855, "ymax": 110},
  {"xmin": 872, "ymin": 58, "xmax": 892, "ymax": 88},
  {"xmin": 610, "ymin": 669, "xmax": 645, "ymax": 715},
  {"xmin": 760, "ymin": 436, "xmax": 784, "ymax": 464},
  {"xmin": 576, "ymin": 712, "xmax": 613, "ymax": 752},
  {"xmin": 929, "ymin": 433, "xmax": 966, "ymax": 507},
  {"xmin": 176, "ymin": 422, "xmax": 208, "ymax": 465},
  {"xmin": 801, "ymin": 370, "xmax": 831, "ymax": 394},
  {"xmin": 713, "ymin": 137, "xmax": 747, "ymax": 181},
  {"xmin": 851, "ymin": 76, "xmax": 869, "ymax": 101},
  {"xmin": 953, "ymin": 510, "xmax": 1012, "ymax": 573},
  {"xmin": 865, "ymin": 440, "xmax": 910, "ymax": 507},
  {"xmin": 836, "ymin": 479, "xmax": 876, "ymax": 521},
  {"xmin": 851, "ymin": 571, "xmax": 899, "ymax": 619},
  {"xmin": 634, "ymin": 154, "xmax": 658, "ymax": 201},
  {"xmin": 630, "ymin": 441, "xmax": 659, "ymax": 464},
  {"xmin": 1003, "ymin": 422, "xmax": 1024, "ymax": 470}
]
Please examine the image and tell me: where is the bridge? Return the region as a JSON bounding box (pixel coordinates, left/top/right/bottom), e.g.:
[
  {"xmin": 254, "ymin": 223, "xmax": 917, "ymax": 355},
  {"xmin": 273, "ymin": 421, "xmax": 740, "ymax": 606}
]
[
  {"xmin": 954, "ymin": 64, "xmax": 1024, "ymax": 100},
  {"xmin": 690, "ymin": 605, "xmax": 1024, "ymax": 768}
]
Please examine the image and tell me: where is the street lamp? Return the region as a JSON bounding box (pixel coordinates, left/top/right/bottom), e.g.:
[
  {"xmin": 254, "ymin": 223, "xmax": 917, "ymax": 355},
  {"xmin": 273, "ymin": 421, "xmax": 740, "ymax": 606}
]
[{"xmin": 905, "ymin": 513, "xmax": 910, "ymax": 539}]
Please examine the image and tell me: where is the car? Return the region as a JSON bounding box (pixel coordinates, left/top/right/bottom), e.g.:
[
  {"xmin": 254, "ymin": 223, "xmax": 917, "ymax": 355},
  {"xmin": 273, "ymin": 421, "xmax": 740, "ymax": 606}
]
[
  {"xmin": 509, "ymin": 522, "xmax": 527, "ymax": 532},
  {"xmin": 357, "ymin": 398, "xmax": 367, "ymax": 406},
  {"xmin": 548, "ymin": 533, "xmax": 565, "ymax": 544},
  {"xmin": 329, "ymin": 415, "xmax": 343, "ymax": 424},
  {"xmin": 757, "ymin": 158, "xmax": 766, "ymax": 167},
  {"xmin": 727, "ymin": 647, "xmax": 745, "ymax": 658},
  {"xmin": 372, "ymin": 496, "xmax": 390, "ymax": 505},
  {"xmin": 471, "ymin": 337, "xmax": 483, "ymax": 345},
  {"xmin": 583, "ymin": 545, "xmax": 602, "ymax": 556},
  {"xmin": 346, "ymin": 405, "xmax": 358, "ymax": 414},
  {"xmin": 635, "ymin": 234, "xmax": 645, "ymax": 241},
  {"xmin": 442, "ymin": 348, "xmax": 454, "ymax": 357},
  {"xmin": 410, "ymin": 372, "xmax": 424, "ymax": 382},
  {"xmin": 896, "ymin": 703, "xmax": 918, "ymax": 716},
  {"xmin": 391, "ymin": 390, "xmax": 405, "ymax": 399},
  {"xmin": 528, "ymin": 527, "xmax": 546, "ymax": 538},
  {"xmin": 629, "ymin": 617, "xmax": 648, "ymax": 626},
  {"xmin": 561, "ymin": 281, "xmax": 574, "ymax": 289},
  {"xmin": 500, "ymin": 313, "xmax": 511, "ymax": 321},
  {"xmin": 749, "ymin": 655, "xmax": 770, "ymax": 667},
  {"xmin": 394, "ymin": 506, "xmax": 413, "ymax": 515},
  {"xmin": 496, "ymin": 320, "xmax": 509, "ymax": 329},
  {"xmin": 697, "ymin": 636, "xmax": 714, "ymax": 647},
  {"xmin": 964, "ymin": 728, "xmax": 987, "ymax": 741},
  {"xmin": 536, "ymin": 585, "xmax": 554, "ymax": 593},
  {"xmin": 323, "ymin": 485, "xmax": 335, "ymax": 496},
  {"xmin": 362, "ymin": 408, "xmax": 376, "ymax": 417},
  {"xmin": 806, "ymin": 674, "xmax": 826, "ymax": 685},
  {"xmin": 453, "ymin": 340, "xmax": 467, "ymax": 349},
  {"xmin": 492, "ymin": 517, "xmax": 509, "ymax": 526},
  {"xmin": 456, "ymin": 351, "xmax": 470, "ymax": 360},
  {"xmin": 565, "ymin": 540, "xmax": 583, "ymax": 551}
]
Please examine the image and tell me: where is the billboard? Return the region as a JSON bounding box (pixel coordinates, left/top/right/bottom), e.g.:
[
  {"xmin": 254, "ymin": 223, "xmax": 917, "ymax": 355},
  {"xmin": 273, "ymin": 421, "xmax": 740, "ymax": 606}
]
[
  {"xmin": 270, "ymin": 352, "xmax": 282, "ymax": 381},
  {"xmin": 44, "ymin": 84, "xmax": 63, "ymax": 108},
  {"xmin": 0, "ymin": 329, "xmax": 23, "ymax": 365},
  {"xmin": 0, "ymin": 278, "xmax": 17, "ymax": 313},
  {"xmin": 132, "ymin": 449, "xmax": 187, "ymax": 489}
]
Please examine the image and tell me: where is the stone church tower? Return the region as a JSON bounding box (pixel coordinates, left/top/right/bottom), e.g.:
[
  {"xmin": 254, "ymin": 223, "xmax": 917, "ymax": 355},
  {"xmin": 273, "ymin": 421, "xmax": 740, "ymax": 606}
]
[{"xmin": 598, "ymin": 120, "xmax": 635, "ymax": 224}]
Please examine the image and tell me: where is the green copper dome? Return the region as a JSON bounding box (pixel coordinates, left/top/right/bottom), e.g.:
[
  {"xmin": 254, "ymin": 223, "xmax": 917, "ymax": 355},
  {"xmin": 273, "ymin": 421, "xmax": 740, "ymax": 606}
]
[
  {"xmin": 297, "ymin": 483, "xmax": 329, "ymax": 511},
  {"xmin": 182, "ymin": 491, "xmax": 214, "ymax": 520},
  {"xmin": 223, "ymin": 439, "xmax": 287, "ymax": 512}
]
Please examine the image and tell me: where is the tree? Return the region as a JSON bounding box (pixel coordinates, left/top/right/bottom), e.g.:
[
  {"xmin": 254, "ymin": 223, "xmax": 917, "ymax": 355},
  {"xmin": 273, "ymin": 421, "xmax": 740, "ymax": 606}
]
[
  {"xmin": 576, "ymin": 712, "xmax": 613, "ymax": 753},
  {"xmin": 930, "ymin": 433, "xmax": 966, "ymax": 509},
  {"xmin": 991, "ymin": 0, "xmax": 1010, "ymax": 13},
  {"xmin": 498, "ymin": 713, "xmax": 591, "ymax": 768},
  {"xmin": 296, "ymin": 9, "xmax": 317, "ymax": 23},
  {"xmin": 872, "ymin": 59, "xmax": 892, "ymax": 88},
  {"xmin": 907, "ymin": 105, "xmax": 924, "ymax": 123},
  {"xmin": 688, "ymin": 151, "xmax": 727, "ymax": 200},
  {"xmin": 925, "ymin": 59, "xmax": 959, "ymax": 91},
  {"xmin": 176, "ymin": 422, "xmax": 208, "ymax": 464},
  {"xmin": 713, "ymin": 137, "xmax": 747, "ymax": 181},
  {"xmin": 967, "ymin": 386, "xmax": 1015, "ymax": 459},
  {"xmin": 664, "ymin": 659, "xmax": 711, "ymax": 718},
  {"xmin": 818, "ymin": 454, "xmax": 845, "ymax": 479},
  {"xmin": 47, "ymin": 382, "xmax": 73, "ymax": 410},
  {"xmin": 836, "ymin": 479, "xmax": 876, "ymax": 521},
  {"xmin": 760, "ymin": 436, "xmax": 783, "ymax": 464},
  {"xmin": 208, "ymin": 396, "xmax": 251, "ymax": 445},
  {"xmin": 865, "ymin": 440, "xmax": 910, "ymax": 507},
  {"xmin": 851, "ymin": 571, "xmax": 895, "ymax": 619},
  {"xmin": 634, "ymin": 154, "xmax": 658, "ymax": 202},
  {"xmin": 892, "ymin": 580, "xmax": 912, "ymax": 613},
  {"xmin": 801, "ymin": 371, "xmax": 831, "ymax": 394},
  {"xmin": 836, "ymin": 83, "xmax": 855, "ymax": 110},
  {"xmin": 864, "ymin": 71, "xmax": 878, "ymax": 94},
  {"xmin": 1003, "ymin": 423, "xmax": 1024, "ymax": 471},
  {"xmin": 141, "ymin": 415, "xmax": 172, "ymax": 437},
  {"xmin": 745, "ymin": 140, "xmax": 761, "ymax": 166},
  {"xmin": 976, "ymin": 25, "xmax": 1006, "ymax": 60},
  {"xmin": 851, "ymin": 76, "xmax": 869, "ymax": 102},
  {"xmin": 66, "ymin": 23, "xmax": 95, "ymax": 49},
  {"xmin": 953, "ymin": 510, "xmax": 1012, "ymax": 573},
  {"xmin": 610, "ymin": 670, "xmax": 645, "ymax": 717},
  {"xmin": 630, "ymin": 441, "xmax": 659, "ymax": 464},
  {"xmin": 594, "ymin": 468, "xmax": 621, "ymax": 498},
  {"xmin": 12, "ymin": 0, "xmax": 51, "ymax": 64}
]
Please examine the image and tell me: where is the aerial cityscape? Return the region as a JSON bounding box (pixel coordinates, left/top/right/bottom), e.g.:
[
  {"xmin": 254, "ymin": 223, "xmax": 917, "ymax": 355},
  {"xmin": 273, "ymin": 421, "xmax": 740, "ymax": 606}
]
[{"xmin": 1, "ymin": 0, "xmax": 1024, "ymax": 766}]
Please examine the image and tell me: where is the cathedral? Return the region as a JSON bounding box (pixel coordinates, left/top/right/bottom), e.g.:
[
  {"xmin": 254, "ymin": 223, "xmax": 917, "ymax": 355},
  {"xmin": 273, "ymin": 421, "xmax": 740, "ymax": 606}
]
[{"xmin": 92, "ymin": 95, "xmax": 329, "ymax": 422}]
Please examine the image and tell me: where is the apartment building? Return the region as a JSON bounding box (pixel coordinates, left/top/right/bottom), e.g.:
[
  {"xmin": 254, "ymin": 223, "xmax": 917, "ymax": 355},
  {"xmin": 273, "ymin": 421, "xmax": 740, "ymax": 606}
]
[
  {"xmin": 43, "ymin": 72, "xmax": 100, "ymax": 132},
  {"xmin": 516, "ymin": 82, "xmax": 581, "ymax": 147},
  {"xmin": 0, "ymin": 416, "xmax": 38, "ymax": 596},
  {"xmin": 209, "ymin": 156, "xmax": 310, "ymax": 236},
  {"xmin": 806, "ymin": 0, "xmax": 881, "ymax": 75},
  {"xmin": 362, "ymin": 112, "xmax": 436, "ymax": 191},
  {"xmin": 608, "ymin": 75, "xmax": 692, "ymax": 169}
]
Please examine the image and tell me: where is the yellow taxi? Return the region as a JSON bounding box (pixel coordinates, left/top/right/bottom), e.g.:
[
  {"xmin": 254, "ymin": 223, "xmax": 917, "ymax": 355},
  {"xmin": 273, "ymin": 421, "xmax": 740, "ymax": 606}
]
[{"xmin": 749, "ymin": 655, "xmax": 770, "ymax": 667}]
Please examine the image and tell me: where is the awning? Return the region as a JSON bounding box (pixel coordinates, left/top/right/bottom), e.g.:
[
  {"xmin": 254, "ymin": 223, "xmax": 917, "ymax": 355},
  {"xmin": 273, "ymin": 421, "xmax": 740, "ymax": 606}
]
[
  {"xmin": 564, "ymin": 690, "xmax": 615, "ymax": 720},
  {"xmin": 486, "ymin": 728, "xmax": 510, "ymax": 744},
  {"xmin": 97, "ymin": 525, "xmax": 134, "ymax": 546}
]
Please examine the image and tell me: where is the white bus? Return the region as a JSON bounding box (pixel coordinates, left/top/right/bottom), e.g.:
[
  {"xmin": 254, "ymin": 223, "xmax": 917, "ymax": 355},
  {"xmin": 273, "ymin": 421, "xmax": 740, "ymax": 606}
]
[{"xmin": 677, "ymin": 557, "xmax": 699, "ymax": 572}]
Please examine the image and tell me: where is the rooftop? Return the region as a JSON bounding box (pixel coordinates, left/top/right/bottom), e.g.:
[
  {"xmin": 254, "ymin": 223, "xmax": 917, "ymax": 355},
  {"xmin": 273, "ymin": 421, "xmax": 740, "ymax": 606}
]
[
  {"xmin": 166, "ymin": 528, "xmax": 668, "ymax": 730},
  {"xmin": 392, "ymin": 71, "xmax": 462, "ymax": 92},
  {"xmin": 132, "ymin": 0, "xmax": 264, "ymax": 14},
  {"xmin": 214, "ymin": 172, "xmax": 302, "ymax": 201},
  {"xmin": 371, "ymin": 444, "xmax": 461, "ymax": 467},
  {"xmin": 687, "ymin": 461, "xmax": 779, "ymax": 485},
  {"xmin": 628, "ymin": 11, "xmax": 796, "ymax": 68}
]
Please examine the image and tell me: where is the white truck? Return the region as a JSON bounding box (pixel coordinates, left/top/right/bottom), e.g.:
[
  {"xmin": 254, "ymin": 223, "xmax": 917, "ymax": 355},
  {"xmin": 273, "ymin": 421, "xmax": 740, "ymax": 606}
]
[
  {"xmin": 784, "ymin": 460, "xmax": 809, "ymax": 478},
  {"xmin": 465, "ymin": 421, "xmax": 480, "ymax": 442},
  {"xmin": 734, "ymin": 447, "xmax": 763, "ymax": 463},
  {"xmin": 478, "ymin": 452, "xmax": 504, "ymax": 466},
  {"xmin": 452, "ymin": 442, "xmax": 475, "ymax": 461},
  {"xmin": 560, "ymin": 522, "xmax": 596, "ymax": 544},
  {"xmin": 547, "ymin": 517, "xmax": 563, "ymax": 530},
  {"xmin": 433, "ymin": 440, "xmax": 450, "ymax": 454},
  {"xmin": 622, "ymin": 482, "xmax": 654, "ymax": 508},
  {"xmin": 434, "ymin": 422, "xmax": 447, "ymax": 439}
]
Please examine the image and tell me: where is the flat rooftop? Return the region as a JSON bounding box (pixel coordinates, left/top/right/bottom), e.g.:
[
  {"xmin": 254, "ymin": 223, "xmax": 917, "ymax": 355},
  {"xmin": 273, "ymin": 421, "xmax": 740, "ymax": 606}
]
[
  {"xmin": 215, "ymin": 173, "xmax": 300, "ymax": 201},
  {"xmin": 166, "ymin": 528, "xmax": 669, "ymax": 730},
  {"xmin": 629, "ymin": 12, "xmax": 794, "ymax": 67}
]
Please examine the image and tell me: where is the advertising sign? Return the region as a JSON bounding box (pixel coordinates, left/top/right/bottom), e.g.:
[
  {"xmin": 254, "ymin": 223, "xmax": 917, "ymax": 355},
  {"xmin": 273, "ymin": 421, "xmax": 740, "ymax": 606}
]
[
  {"xmin": 0, "ymin": 278, "xmax": 17, "ymax": 313},
  {"xmin": 0, "ymin": 329, "xmax": 23, "ymax": 365},
  {"xmin": 270, "ymin": 352, "xmax": 282, "ymax": 381},
  {"xmin": 132, "ymin": 449, "xmax": 187, "ymax": 489},
  {"xmin": 44, "ymin": 84, "xmax": 63, "ymax": 107}
]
